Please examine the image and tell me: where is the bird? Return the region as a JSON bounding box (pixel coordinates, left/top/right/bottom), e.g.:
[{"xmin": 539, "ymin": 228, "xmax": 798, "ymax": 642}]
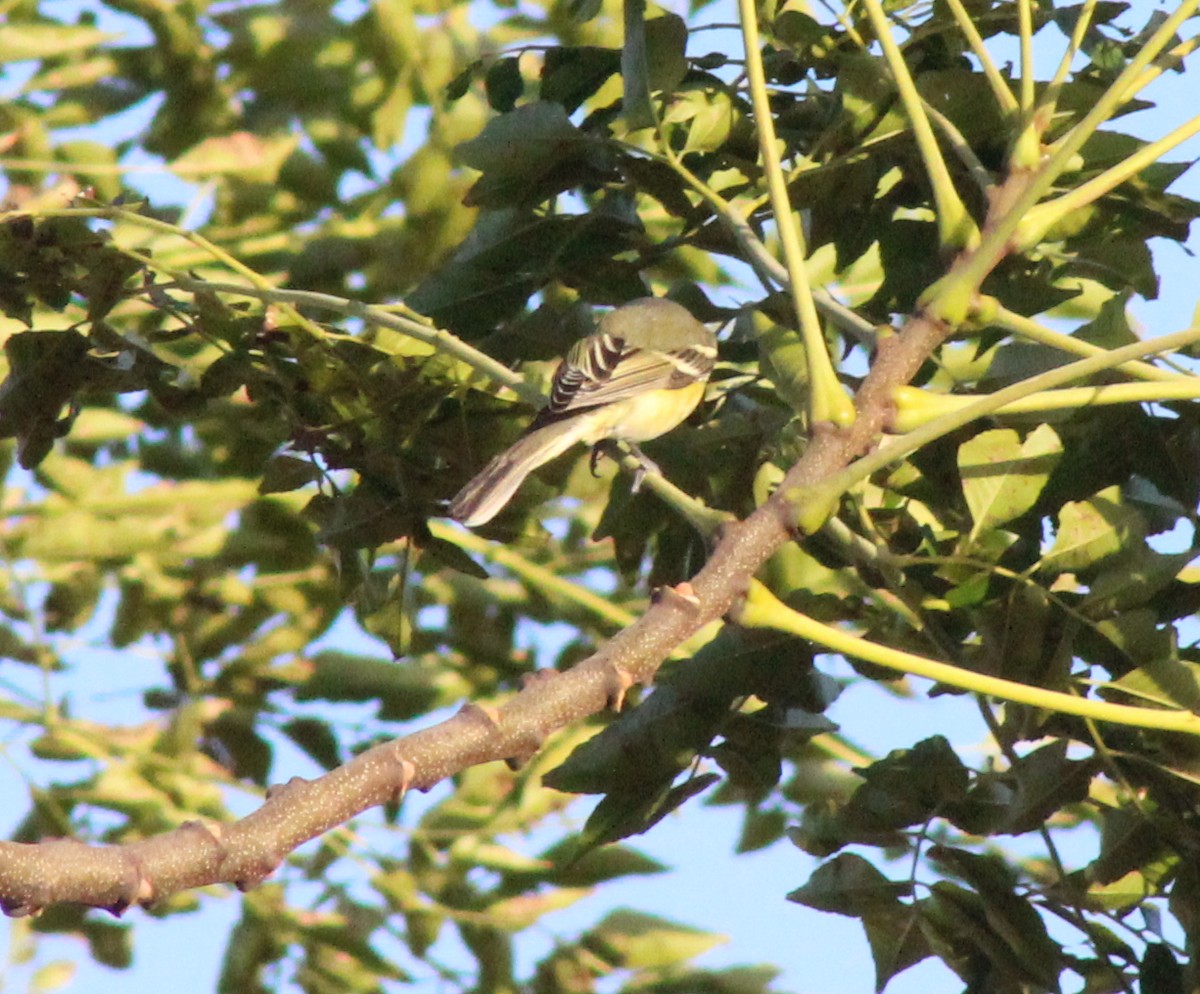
[{"xmin": 448, "ymin": 296, "xmax": 718, "ymax": 527}]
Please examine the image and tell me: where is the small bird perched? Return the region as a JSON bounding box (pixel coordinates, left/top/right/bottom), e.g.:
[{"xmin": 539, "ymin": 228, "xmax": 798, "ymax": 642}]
[{"xmin": 448, "ymin": 297, "xmax": 718, "ymax": 527}]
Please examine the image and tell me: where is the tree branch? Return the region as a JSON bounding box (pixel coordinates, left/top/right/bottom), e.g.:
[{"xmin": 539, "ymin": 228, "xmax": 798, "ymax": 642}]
[{"xmin": 0, "ymin": 155, "xmax": 1171, "ymax": 921}]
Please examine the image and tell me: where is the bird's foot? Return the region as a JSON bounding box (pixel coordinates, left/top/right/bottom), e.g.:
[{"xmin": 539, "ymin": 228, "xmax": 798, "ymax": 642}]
[
  {"xmin": 626, "ymin": 443, "xmax": 662, "ymax": 494},
  {"xmin": 589, "ymin": 441, "xmax": 663, "ymax": 494}
]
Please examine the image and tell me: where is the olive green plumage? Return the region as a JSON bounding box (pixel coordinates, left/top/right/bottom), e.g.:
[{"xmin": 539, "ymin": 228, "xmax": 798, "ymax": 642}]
[{"xmin": 449, "ymin": 298, "xmax": 717, "ymax": 527}]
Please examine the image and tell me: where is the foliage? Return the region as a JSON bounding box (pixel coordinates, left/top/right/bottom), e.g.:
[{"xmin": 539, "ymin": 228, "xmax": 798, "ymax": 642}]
[{"xmin": 2, "ymin": 0, "xmax": 1200, "ymax": 992}]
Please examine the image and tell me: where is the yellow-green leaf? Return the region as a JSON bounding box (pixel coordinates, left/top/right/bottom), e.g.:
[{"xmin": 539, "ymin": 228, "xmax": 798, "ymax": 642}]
[{"xmin": 959, "ymin": 425, "xmax": 1060, "ymax": 539}]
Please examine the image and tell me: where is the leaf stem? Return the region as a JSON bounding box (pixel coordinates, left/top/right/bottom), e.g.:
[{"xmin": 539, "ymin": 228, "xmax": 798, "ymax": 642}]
[
  {"xmin": 939, "ymin": 0, "xmax": 1018, "ymax": 115},
  {"xmin": 1040, "ymin": 0, "xmax": 1098, "ymax": 118},
  {"xmin": 990, "ymin": 303, "xmax": 1186, "ymax": 382},
  {"xmin": 736, "ymin": 0, "xmax": 856, "ymax": 425},
  {"xmin": 861, "ymin": 0, "xmax": 979, "ymax": 250},
  {"xmin": 891, "ymin": 378, "xmax": 1200, "ymax": 432},
  {"xmin": 738, "ymin": 582, "xmax": 1200, "ymax": 736},
  {"xmin": 1017, "ymin": 0, "xmax": 1036, "ymax": 112},
  {"xmin": 1019, "ymin": 112, "xmax": 1200, "ymax": 249},
  {"xmin": 792, "ymin": 323, "xmax": 1200, "ymax": 516}
]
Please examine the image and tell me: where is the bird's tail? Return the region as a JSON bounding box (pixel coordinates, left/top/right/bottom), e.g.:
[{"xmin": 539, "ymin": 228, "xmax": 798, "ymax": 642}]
[{"xmin": 448, "ymin": 418, "xmax": 593, "ymax": 526}]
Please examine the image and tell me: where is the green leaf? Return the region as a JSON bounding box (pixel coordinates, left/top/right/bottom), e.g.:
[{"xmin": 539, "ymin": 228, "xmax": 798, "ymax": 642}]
[
  {"xmin": 0, "ymin": 329, "xmax": 94, "ymax": 468},
  {"xmin": 538, "ymin": 841, "xmax": 667, "ymax": 887},
  {"xmin": 1000, "ymin": 740, "xmax": 1095, "ymax": 836},
  {"xmin": 281, "ymin": 717, "xmax": 342, "ymax": 770},
  {"xmin": 1076, "ymin": 289, "xmax": 1137, "ymax": 350},
  {"xmin": 787, "ymin": 853, "xmax": 909, "ymax": 916},
  {"xmin": 582, "ymin": 910, "xmax": 725, "ymax": 969},
  {"xmin": 1140, "ymin": 943, "xmax": 1184, "ymax": 994},
  {"xmin": 259, "ymin": 454, "xmax": 321, "ymax": 495},
  {"xmin": 294, "ymin": 651, "xmax": 439, "ymax": 720},
  {"xmin": 959, "ymin": 424, "xmax": 1061, "ymax": 539},
  {"xmin": 30, "ymin": 961, "xmax": 75, "ymax": 993},
  {"xmin": 417, "ymin": 534, "xmax": 489, "ymax": 580},
  {"xmin": 540, "ymin": 46, "xmax": 621, "ymax": 112},
  {"xmin": 485, "ymin": 58, "xmax": 523, "ymax": 112},
  {"xmin": 0, "ymin": 24, "xmax": 116, "ymax": 62},
  {"xmin": 863, "ymin": 907, "xmax": 932, "ymax": 992},
  {"xmin": 81, "ymin": 919, "xmax": 132, "ymax": 969},
  {"xmin": 454, "ymin": 101, "xmax": 615, "ymax": 208},
  {"xmin": 622, "ymin": 0, "xmax": 653, "ymax": 129},
  {"xmin": 172, "ymin": 132, "xmax": 300, "ymax": 182},
  {"xmin": 839, "ymin": 736, "xmax": 971, "ymax": 833},
  {"xmin": 1107, "ymin": 655, "xmax": 1200, "ymax": 710},
  {"xmin": 1041, "ymin": 485, "xmax": 1144, "ymax": 573},
  {"xmin": 206, "ymin": 710, "xmax": 273, "ymax": 784},
  {"xmin": 577, "ymin": 772, "xmax": 720, "ymax": 848}
]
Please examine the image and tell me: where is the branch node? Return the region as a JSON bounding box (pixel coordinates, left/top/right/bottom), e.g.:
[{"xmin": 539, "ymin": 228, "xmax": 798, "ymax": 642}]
[
  {"xmin": 234, "ymin": 857, "xmax": 283, "ymax": 892},
  {"xmin": 603, "ymin": 665, "xmax": 637, "ymax": 712},
  {"xmin": 393, "ymin": 755, "xmax": 416, "ymax": 800},
  {"xmin": 652, "ymin": 581, "xmax": 701, "ymax": 610},
  {"xmin": 1, "ymin": 890, "xmax": 45, "ymax": 919},
  {"xmin": 458, "ymin": 701, "xmax": 502, "ymax": 732},
  {"xmin": 520, "ymin": 669, "xmax": 558, "ymax": 690},
  {"xmin": 265, "ymin": 776, "xmax": 310, "ymax": 802},
  {"xmin": 724, "ymin": 576, "xmax": 756, "ymax": 626}
]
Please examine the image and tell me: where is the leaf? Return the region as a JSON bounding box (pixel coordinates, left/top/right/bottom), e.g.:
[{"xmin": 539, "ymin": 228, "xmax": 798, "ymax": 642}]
[
  {"xmin": 0, "ymin": 24, "xmax": 116, "ymax": 62},
  {"xmin": 483, "ymin": 887, "xmax": 590, "ymax": 932},
  {"xmin": 1090, "ymin": 807, "xmax": 1166, "ymax": 887},
  {"xmin": 1088, "ymin": 870, "xmax": 1156, "ymax": 912},
  {"xmin": 787, "ymin": 853, "xmax": 909, "ymax": 916},
  {"xmin": 454, "ymin": 101, "xmax": 616, "ymax": 208},
  {"xmin": 1140, "ymin": 943, "xmax": 1184, "ymax": 994},
  {"xmin": 281, "ymin": 717, "xmax": 342, "ymax": 770},
  {"xmin": 1106, "ymin": 655, "xmax": 1200, "ymax": 710},
  {"xmin": 485, "ymin": 57, "xmax": 523, "ymax": 112},
  {"xmin": 259, "ymin": 454, "xmax": 321, "ymax": 495},
  {"xmin": 1041, "ymin": 485, "xmax": 1144, "ymax": 573},
  {"xmin": 31, "ymin": 961, "xmax": 76, "ymax": 993},
  {"xmin": 543, "ymin": 685, "xmax": 721, "ymax": 796},
  {"xmin": 863, "ymin": 907, "xmax": 932, "ymax": 992},
  {"xmin": 81, "ymin": 919, "xmax": 133, "ymax": 969},
  {"xmin": 417, "ymin": 534, "xmax": 489, "ymax": 579},
  {"xmin": 576, "ymin": 772, "xmax": 720, "ymax": 849},
  {"xmin": 535, "ymin": 840, "xmax": 667, "ymax": 887},
  {"xmin": 206, "ymin": 710, "xmax": 273, "ymax": 784},
  {"xmin": 294, "ymin": 651, "xmax": 439, "ymax": 720},
  {"xmin": 200, "ymin": 351, "xmax": 251, "ymax": 397},
  {"xmin": 839, "ymin": 736, "xmax": 971, "ymax": 833},
  {"xmin": 1076, "ymin": 289, "xmax": 1137, "ymax": 350},
  {"xmin": 1000, "ymin": 740, "xmax": 1095, "ymax": 835},
  {"xmin": 540, "ymin": 46, "xmax": 621, "ymax": 112},
  {"xmin": 582, "ymin": 910, "xmax": 725, "ymax": 970},
  {"xmin": 0, "ymin": 329, "xmax": 94, "ymax": 468},
  {"xmin": 737, "ymin": 806, "xmax": 787, "ymax": 853},
  {"xmin": 172, "ymin": 132, "xmax": 300, "ymax": 182},
  {"xmin": 959, "ymin": 424, "xmax": 1061, "ymax": 539},
  {"xmin": 755, "ymin": 317, "xmax": 810, "ymax": 418},
  {"xmin": 622, "ymin": 0, "xmax": 653, "ymax": 129},
  {"xmin": 924, "ymin": 882, "xmax": 1061, "ymax": 991}
]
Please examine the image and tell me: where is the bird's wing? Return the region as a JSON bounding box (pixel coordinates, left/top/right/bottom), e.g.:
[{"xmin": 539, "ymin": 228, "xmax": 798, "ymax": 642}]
[{"xmin": 532, "ymin": 333, "xmax": 715, "ymax": 428}]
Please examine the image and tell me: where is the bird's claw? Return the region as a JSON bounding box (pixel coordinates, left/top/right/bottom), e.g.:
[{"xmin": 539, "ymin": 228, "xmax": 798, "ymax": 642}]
[
  {"xmin": 589, "ymin": 444, "xmax": 605, "ymax": 477},
  {"xmin": 590, "ymin": 442, "xmax": 662, "ymax": 494}
]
